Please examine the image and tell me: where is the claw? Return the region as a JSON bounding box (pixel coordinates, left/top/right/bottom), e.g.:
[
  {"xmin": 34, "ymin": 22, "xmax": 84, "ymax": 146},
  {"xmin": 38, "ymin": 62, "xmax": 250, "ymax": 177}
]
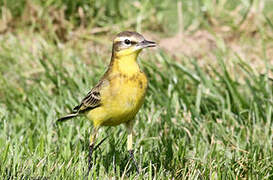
[{"xmin": 94, "ymin": 137, "xmax": 108, "ymax": 151}]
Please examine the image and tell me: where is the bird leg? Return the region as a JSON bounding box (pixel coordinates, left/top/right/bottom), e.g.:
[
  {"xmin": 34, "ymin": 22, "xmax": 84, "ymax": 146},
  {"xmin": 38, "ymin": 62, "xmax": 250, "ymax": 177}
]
[
  {"xmin": 128, "ymin": 147, "xmax": 139, "ymax": 174},
  {"xmin": 86, "ymin": 127, "xmax": 98, "ymax": 177},
  {"xmin": 126, "ymin": 123, "xmax": 139, "ymax": 174},
  {"xmin": 87, "ymin": 144, "xmax": 94, "ymax": 174}
]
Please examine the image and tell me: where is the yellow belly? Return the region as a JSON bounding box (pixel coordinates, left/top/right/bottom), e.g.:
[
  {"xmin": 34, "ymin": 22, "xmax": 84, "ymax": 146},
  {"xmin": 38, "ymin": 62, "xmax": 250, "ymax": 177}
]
[{"xmin": 86, "ymin": 72, "xmax": 147, "ymax": 127}]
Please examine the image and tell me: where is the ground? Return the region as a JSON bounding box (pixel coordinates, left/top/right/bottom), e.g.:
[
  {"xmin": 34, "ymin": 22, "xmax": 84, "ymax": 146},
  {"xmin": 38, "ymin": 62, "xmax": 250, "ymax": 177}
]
[{"xmin": 0, "ymin": 0, "xmax": 273, "ymax": 179}]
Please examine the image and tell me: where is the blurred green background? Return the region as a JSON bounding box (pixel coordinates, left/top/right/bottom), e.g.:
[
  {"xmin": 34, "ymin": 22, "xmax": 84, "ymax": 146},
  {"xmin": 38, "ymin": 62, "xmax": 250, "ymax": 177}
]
[{"xmin": 0, "ymin": 0, "xmax": 273, "ymax": 179}]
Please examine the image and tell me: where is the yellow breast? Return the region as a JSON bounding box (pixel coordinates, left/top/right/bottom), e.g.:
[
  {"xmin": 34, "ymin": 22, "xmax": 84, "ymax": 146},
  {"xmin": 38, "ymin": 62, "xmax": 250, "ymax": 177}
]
[{"xmin": 86, "ymin": 53, "xmax": 148, "ymax": 127}]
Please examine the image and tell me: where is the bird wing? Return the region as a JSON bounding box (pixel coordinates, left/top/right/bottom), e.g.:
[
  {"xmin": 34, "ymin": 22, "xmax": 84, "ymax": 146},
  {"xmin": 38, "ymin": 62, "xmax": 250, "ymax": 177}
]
[
  {"xmin": 73, "ymin": 81, "xmax": 104, "ymax": 113},
  {"xmin": 57, "ymin": 80, "xmax": 105, "ymax": 123}
]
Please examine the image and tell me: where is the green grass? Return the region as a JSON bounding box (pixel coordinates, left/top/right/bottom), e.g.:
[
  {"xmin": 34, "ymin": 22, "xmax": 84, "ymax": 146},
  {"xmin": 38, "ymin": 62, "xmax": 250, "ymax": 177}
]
[{"xmin": 1, "ymin": 0, "xmax": 273, "ymax": 179}]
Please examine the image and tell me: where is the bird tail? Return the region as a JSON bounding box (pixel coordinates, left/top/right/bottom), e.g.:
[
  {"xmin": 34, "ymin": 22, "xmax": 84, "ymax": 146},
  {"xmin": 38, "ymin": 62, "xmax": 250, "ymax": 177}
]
[{"xmin": 57, "ymin": 112, "xmax": 78, "ymax": 123}]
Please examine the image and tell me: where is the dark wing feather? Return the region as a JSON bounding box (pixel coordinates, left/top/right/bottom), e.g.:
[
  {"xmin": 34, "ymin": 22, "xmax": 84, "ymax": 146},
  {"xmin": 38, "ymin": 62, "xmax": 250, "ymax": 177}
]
[
  {"xmin": 57, "ymin": 89, "xmax": 101, "ymax": 123},
  {"xmin": 73, "ymin": 82, "xmax": 102, "ymax": 113},
  {"xmin": 57, "ymin": 80, "xmax": 105, "ymax": 123}
]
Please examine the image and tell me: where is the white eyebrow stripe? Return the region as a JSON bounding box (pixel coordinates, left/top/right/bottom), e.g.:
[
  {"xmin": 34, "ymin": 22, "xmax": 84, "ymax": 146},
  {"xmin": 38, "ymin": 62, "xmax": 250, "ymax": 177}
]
[{"xmin": 114, "ymin": 37, "xmax": 138, "ymax": 42}]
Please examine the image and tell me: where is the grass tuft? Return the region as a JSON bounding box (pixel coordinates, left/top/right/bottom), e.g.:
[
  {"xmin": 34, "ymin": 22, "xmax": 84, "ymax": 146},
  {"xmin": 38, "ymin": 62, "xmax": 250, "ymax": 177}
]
[{"xmin": 1, "ymin": 0, "xmax": 273, "ymax": 179}]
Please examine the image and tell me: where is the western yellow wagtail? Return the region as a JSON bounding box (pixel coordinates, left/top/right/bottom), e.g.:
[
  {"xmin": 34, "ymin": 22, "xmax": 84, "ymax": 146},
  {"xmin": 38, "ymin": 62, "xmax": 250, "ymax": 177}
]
[{"xmin": 57, "ymin": 31, "xmax": 156, "ymax": 174}]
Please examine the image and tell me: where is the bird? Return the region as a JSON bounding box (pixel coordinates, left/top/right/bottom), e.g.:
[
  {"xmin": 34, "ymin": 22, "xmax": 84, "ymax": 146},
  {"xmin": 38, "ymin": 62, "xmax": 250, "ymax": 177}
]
[{"xmin": 57, "ymin": 31, "xmax": 156, "ymax": 175}]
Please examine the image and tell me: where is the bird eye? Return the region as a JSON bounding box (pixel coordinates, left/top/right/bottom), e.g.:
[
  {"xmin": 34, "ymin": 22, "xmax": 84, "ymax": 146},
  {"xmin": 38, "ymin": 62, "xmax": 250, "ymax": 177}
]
[{"xmin": 124, "ymin": 39, "xmax": 131, "ymax": 45}]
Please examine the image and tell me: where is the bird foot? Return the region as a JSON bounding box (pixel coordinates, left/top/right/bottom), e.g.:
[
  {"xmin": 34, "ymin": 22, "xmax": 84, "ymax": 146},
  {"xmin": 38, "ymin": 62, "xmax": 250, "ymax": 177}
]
[{"xmin": 128, "ymin": 149, "xmax": 139, "ymax": 174}]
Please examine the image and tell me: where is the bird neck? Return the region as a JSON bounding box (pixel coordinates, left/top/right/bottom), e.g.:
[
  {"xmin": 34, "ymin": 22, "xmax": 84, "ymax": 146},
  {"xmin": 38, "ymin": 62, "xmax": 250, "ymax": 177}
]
[{"xmin": 110, "ymin": 52, "xmax": 141, "ymax": 75}]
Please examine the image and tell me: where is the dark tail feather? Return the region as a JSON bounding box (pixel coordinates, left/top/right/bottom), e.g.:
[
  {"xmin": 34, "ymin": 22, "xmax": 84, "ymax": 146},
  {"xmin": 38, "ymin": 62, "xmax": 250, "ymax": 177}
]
[
  {"xmin": 73, "ymin": 103, "xmax": 82, "ymax": 111},
  {"xmin": 57, "ymin": 113, "xmax": 78, "ymax": 123}
]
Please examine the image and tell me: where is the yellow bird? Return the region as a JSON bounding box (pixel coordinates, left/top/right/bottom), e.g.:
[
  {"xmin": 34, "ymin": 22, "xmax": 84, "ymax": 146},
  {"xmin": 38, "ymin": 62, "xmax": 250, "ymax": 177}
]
[{"xmin": 57, "ymin": 31, "xmax": 156, "ymax": 174}]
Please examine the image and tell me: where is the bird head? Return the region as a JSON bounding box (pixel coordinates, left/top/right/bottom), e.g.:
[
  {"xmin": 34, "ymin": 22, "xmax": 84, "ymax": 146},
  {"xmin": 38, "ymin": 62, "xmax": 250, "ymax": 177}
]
[{"xmin": 112, "ymin": 31, "xmax": 156, "ymax": 57}]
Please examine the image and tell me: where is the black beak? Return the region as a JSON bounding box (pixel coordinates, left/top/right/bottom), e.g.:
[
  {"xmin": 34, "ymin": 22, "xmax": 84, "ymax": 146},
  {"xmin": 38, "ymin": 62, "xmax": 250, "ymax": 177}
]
[{"xmin": 138, "ymin": 39, "xmax": 156, "ymax": 49}]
